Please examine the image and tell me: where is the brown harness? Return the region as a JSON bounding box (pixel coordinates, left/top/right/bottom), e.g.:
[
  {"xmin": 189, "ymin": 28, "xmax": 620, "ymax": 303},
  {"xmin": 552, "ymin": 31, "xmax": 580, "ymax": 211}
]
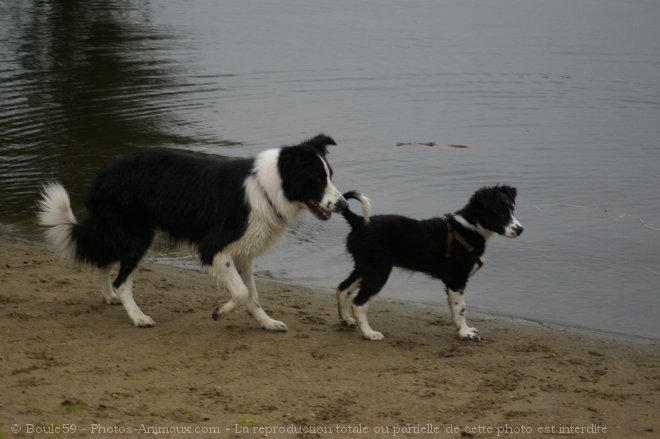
[{"xmin": 444, "ymin": 213, "xmax": 484, "ymax": 277}]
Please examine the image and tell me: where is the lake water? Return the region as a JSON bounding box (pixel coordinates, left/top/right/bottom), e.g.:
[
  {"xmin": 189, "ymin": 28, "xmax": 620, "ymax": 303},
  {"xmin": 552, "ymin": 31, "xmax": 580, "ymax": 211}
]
[{"xmin": 2, "ymin": 0, "xmax": 659, "ymax": 339}]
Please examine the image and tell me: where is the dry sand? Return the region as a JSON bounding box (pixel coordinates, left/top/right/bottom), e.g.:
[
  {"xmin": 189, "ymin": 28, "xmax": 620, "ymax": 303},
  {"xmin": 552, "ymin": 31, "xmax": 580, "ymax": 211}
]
[{"xmin": 1, "ymin": 236, "xmax": 659, "ymax": 438}]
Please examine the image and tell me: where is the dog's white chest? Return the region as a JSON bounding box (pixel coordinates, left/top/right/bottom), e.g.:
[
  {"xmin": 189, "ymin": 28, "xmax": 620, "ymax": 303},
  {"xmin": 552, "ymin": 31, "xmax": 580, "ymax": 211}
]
[{"xmin": 226, "ymin": 212, "xmax": 287, "ymax": 259}]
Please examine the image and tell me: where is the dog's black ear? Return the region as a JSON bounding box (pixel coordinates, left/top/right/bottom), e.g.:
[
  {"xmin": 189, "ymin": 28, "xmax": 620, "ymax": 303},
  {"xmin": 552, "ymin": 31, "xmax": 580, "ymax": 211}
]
[
  {"xmin": 498, "ymin": 185, "xmax": 517, "ymax": 203},
  {"xmin": 304, "ymin": 134, "xmax": 336, "ymax": 156}
]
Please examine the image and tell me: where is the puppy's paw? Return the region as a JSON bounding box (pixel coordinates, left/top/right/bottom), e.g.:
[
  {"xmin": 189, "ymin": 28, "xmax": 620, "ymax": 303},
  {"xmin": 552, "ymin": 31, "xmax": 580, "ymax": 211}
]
[{"xmin": 458, "ymin": 327, "xmax": 481, "ymax": 342}]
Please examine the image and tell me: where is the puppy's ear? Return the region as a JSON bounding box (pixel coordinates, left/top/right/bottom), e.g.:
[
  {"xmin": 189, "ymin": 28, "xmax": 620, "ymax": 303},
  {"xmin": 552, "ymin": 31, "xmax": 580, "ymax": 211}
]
[
  {"xmin": 304, "ymin": 134, "xmax": 336, "ymax": 156},
  {"xmin": 498, "ymin": 185, "xmax": 517, "ymax": 203}
]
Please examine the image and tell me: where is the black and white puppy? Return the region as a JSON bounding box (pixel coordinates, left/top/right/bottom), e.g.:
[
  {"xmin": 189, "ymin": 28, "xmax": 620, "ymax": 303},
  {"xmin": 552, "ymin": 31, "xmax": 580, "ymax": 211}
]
[
  {"xmin": 336, "ymin": 185, "xmax": 523, "ymax": 341},
  {"xmin": 38, "ymin": 134, "xmax": 347, "ymax": 330}
]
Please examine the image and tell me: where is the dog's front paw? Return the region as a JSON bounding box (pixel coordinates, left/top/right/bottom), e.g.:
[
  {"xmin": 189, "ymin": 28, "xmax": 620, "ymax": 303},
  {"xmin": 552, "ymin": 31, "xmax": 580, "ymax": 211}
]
[
  {"xmin": 262, "ymin": 319, "xmax": 288, "ymax": 332},
  {"xmin": 132, "ymin": 315, "xmax": 155, "ymax": 328},
  {"xmin": 458, "ymin": 327, "xmax": 481, "ymax": 342},
  {"xmin": 362, "ymin": 330, "xmax": 385, "ymax": 341}
]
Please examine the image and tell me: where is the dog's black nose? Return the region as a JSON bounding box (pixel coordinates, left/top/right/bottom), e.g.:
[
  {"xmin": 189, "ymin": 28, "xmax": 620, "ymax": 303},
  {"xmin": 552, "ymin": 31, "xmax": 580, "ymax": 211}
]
[
  {"xmin": 515, "ymin": 225, "xmax": 524, "ymax": 236},
  {"xmin": 335, "ymin": 198, "xmax": 349, "ymax": 212}
]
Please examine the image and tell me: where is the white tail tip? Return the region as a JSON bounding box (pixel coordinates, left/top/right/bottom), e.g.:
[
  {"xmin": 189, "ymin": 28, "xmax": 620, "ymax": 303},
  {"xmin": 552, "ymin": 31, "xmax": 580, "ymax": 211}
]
[
  {"xmin": 358, "ymin": 194, "xmax": 372, "ymax": 224},
  {"xmin": 38, "ymin": 182, "xmax": 78, "ymax": 264}
]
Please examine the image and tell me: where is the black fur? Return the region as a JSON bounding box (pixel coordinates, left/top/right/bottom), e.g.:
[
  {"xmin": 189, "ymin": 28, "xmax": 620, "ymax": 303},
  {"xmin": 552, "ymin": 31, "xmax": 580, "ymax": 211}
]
[
  {"xmin": 338, "ymin": 185, "xmax": 522, "ymax": 336},
  {"xmin": 340, "ymin": 191, "xmax": 366, "ymax": 230},
  {"xmin": 39, "ymin": 134, "xmax": 346, "ymax": 329},
  {"xmin": 301, "ymin": 133, "xmax": 336, "ymax": 156},
  {"xmin": 279, "ymin": 136, "xmax": 335, "ymax": 207},
  {"xmin": 68, "ymin": 135, "xmax": 337, "ymax": 288},
  {"xmin": 78, "ymin": 149, "xmax": 253, "ymax": 285}
]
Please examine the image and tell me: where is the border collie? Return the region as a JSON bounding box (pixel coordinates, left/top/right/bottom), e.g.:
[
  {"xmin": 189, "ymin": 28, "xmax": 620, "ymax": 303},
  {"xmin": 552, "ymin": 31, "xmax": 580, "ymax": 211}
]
[
  {"xmin": 336, "ymin": 185, "xmax": 523, "ymax": 341},
  {"xmin": 38, "ymin": 134, "xmax": 347, "ymax": 330}
]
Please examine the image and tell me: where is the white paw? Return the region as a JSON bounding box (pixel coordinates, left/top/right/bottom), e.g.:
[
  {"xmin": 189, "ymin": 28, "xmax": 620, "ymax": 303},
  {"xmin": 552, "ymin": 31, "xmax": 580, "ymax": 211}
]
[
  {"xmin": 132, "ymin": 315, "xmax": 155, "ymax": 328},
  {"xmin": 362, "ymin": 330, "xmax": 385, "ymax": 341},
  {"xmin": 458, "ymin": 326, "xmax": 481, "ymax": 342},
  {"xmin": 262, "ymin": 319, "xmax": 288, "ymax": 332},
  {"xmin": 341, "ymin": 316, "xmax": 357, "ymax": 327}
]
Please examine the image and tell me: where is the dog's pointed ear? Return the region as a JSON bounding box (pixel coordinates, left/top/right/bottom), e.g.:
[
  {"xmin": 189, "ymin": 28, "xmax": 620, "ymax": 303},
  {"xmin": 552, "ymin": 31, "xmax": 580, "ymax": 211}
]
[
  {"xmin": 498, "ymin": 185, "xmax": 517, "ymax": 203},
  {"xmin": 305, "ymin": 134, "xmax": 336, "ymax": 156}
]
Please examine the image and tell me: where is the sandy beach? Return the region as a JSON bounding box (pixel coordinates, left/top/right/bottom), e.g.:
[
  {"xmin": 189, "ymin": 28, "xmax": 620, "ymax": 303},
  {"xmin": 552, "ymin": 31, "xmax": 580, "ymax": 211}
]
[{"xmin": 1, "ymin": 235, "xmax": 658, "ymax": 438}]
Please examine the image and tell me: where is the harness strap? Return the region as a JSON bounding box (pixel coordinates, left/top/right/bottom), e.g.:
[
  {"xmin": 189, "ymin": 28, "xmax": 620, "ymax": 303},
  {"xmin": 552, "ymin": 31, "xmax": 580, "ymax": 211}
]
[
  {"xmin": 445, "ymin": 217, "xmax": 455, "ymax": 258},
  {"xmin": 444, "ymin": 213, "xmax": 484, "ymax": 276}
]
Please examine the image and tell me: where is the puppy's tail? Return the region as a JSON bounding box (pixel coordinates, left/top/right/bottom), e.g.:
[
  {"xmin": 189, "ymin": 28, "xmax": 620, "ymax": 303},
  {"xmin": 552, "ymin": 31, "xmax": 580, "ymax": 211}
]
[
  {"xmin": 341, "ymin": 191, "xmax": 371, "ymax": 229},
  {"xmin": 37, "ymin": 182, "xmax": 113, "ymax": 267}
]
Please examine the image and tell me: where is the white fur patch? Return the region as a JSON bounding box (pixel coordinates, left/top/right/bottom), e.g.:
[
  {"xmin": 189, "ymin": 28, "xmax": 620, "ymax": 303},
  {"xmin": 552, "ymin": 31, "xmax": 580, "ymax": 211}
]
[
  {"xmin": 116, "ymin": 274, "xmax": 154, "ymax": 327},
  {"xmin": 504, "ymin": 213, "xmax": 523, "ymax": 238},
  {"xmin": 210, "ymin": 252, "xmax": 249, "ymax": 315},
  {"xmin": 250, "ymin": 148, "xmax": 304, "ymax": 224},
  {"xmin": 211, "ymin": 252, "xmax": 288, "ymax": 331},
  {"xmin": 317, "ymin": 154, "xmax": 346, "ymax": 212},
  {"xmin": 336, "ymin": 278, "xmax": 361, "ymax": 326},
  {"xmin": 37, "ymin": 182, "xmax": 78, "ymax": 264},
  {"xmin": 352, "ymin": 302, "xmax": 384, "ymax": 341},
  {"xmin": 454, "ymin": 214, "xmax": 494, "ymax": 241},
  {"xmin": 447, "ymin": 289, "xmax": 480, "ymax": 341},
  {"xmin": 99, "ymin": 265, "xmax": 120, "ymax": 305},
  {"xmin": 231, "ymin": 148, "xmax": 301, "ymax": 259},
  {"xmin": 357, "ymin": 194, "xmax": 372, "ymax": 224}
]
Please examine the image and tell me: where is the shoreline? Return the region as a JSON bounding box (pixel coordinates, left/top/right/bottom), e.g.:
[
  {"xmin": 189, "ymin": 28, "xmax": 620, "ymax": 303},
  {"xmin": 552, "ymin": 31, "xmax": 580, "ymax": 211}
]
[
  {"xmin": 2, "ymin": 235, "xmax": 659, "ymax": 437},
  {"xmin": 148, "ymin": 256, "xmax": 659, "ymax": 345},
  {"xmin": 5, "ymin": 224, "xmax": 659, "ymax": 344}
]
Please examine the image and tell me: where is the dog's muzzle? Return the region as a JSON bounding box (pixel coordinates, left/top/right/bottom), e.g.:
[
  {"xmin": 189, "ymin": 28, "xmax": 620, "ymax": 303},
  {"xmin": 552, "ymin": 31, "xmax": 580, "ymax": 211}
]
[{"xmin": 504, "ymin": 216, "xmax": 524, "ymax": 238}]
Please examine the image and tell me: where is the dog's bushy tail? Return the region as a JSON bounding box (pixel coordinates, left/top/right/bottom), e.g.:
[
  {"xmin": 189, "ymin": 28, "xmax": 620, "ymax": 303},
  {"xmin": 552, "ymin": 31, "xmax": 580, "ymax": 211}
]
[
  {"xmin": 341, "ymin": 191, "xmax": 371, "ymax": 229},
  {"xmin": 37, "ymin": 182, "xmax": 113, "ymax": 267},
  {"xmin": 38, "ymin": 182, "xmax": 80, "ymax": 264}
]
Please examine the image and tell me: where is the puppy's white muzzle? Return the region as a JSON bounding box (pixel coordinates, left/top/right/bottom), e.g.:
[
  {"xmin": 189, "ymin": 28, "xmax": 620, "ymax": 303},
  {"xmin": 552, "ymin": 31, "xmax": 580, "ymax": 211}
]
[{"xmin": 504, "ymin": 215, "xmax": 524, "ymax": 238}]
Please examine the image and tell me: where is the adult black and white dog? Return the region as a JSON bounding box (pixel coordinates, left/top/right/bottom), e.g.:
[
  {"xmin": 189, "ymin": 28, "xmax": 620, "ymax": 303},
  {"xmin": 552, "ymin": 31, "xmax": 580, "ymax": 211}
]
[
  {"xmin": 336, "ymin": 185, "xmax": 523, "ymax": 341},
  {"xmin": 38, "ymin": 134, "xmax": 347, "ymax": 331}
]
